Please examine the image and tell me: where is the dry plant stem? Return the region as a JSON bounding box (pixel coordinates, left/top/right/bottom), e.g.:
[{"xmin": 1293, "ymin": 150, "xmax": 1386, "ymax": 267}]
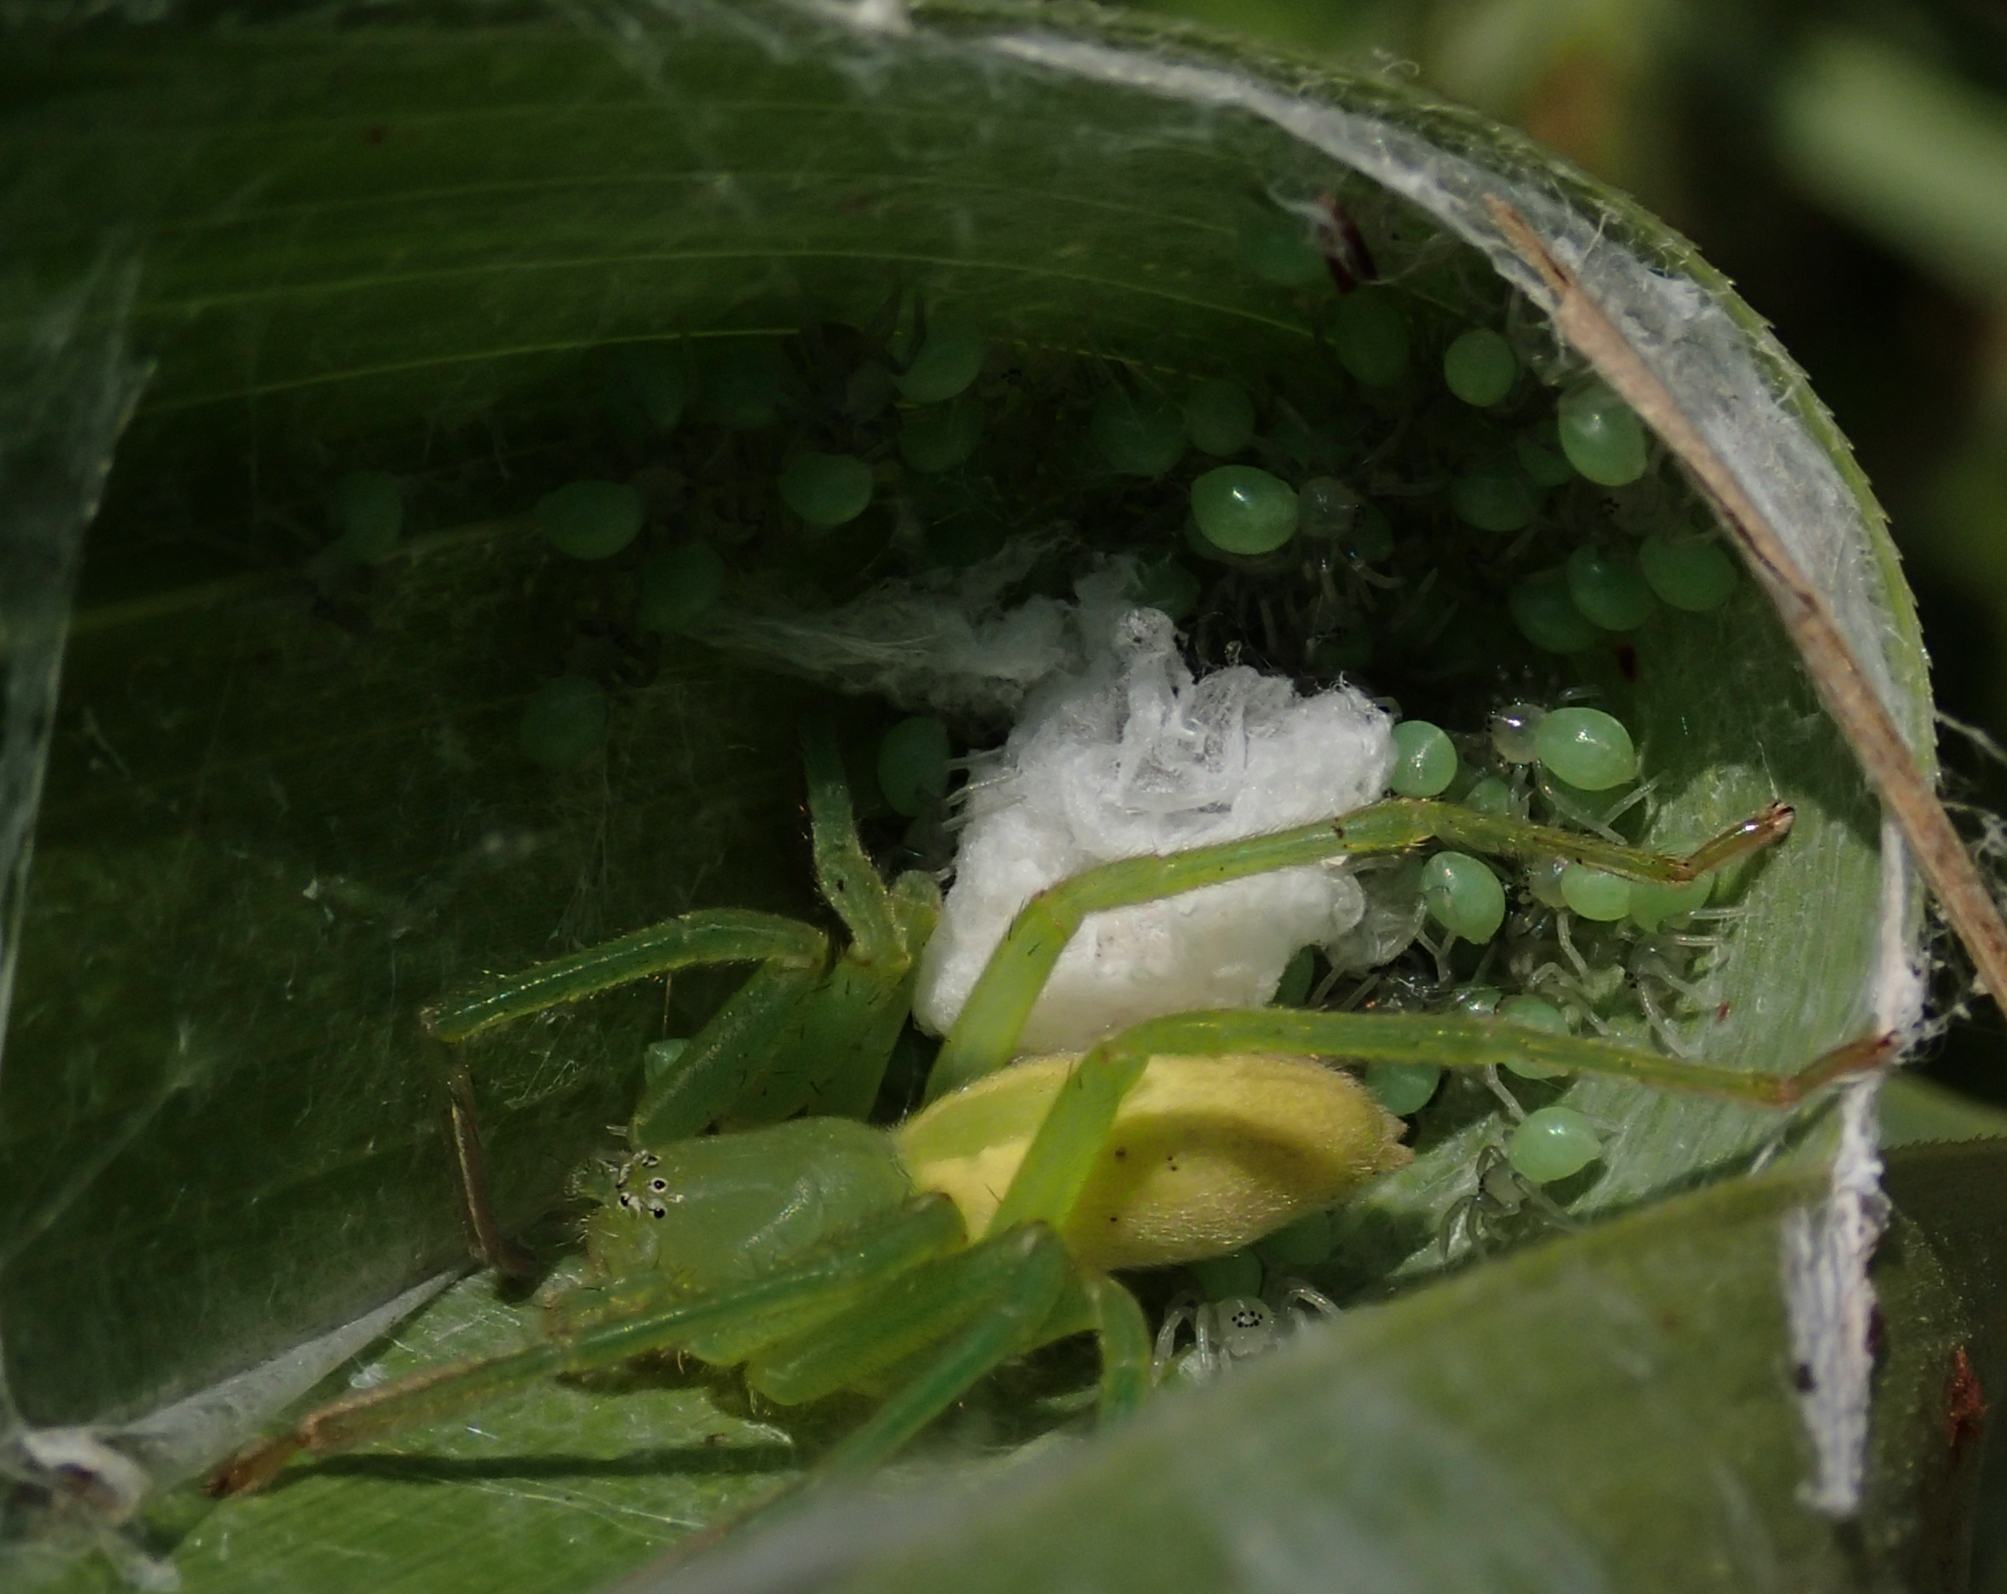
[{"xmin": 1487, "ymin": 197, "xmax": 2007, "ymax": 1021}]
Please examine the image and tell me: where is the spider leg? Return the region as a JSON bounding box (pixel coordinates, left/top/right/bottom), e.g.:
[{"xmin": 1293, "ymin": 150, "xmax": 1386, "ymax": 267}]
[
  {"xmin": 207, "ymin": 1196, "xmax": 962, "ymax": 1498},
  {"xmin": 812, "ymin": 1227, "xmax": 1070, "ymax": 1477},
  {"xmin": 723, "ymin": 724, "xmax": 942, "ymax": 1127},
  {"xmin": 981, "ymin": 1005, "xmax": 1881, "ymax": 1281},
  {"xmin": 745, "ymin": 1225, "xmax": 1057, "ymax": 1405},
  {"xmin": 426, "ymin": 909, "xmax": 829, "ymax": 1252},
  {"xmin": 749, "ymin": 1255, "xmax": 1142, "ymax": 1467},
  {"xmin": 1076, "ymin": 1008, "xmax": 1893, "ymax": 1109},
  {"xmin": 1152, "ymin": 1296, "xmax": 1201, "ymax": 1381},
  {"xmin": 800, "ymin": 720, "xmax": 901, "ymax": 964},
  {"xmin": 1438, "ymin": 1194, "xmax": 1477, "ymax": 1261},
  {"xmin": 630, "ymin": 961, "xmax": 822, "ymax": 1143},
  {"xmin": 1276, "ymin": 1280, "xmax": 1341, "ymax": 1318},
  {"xmin": 424, "ymin": 910, "xmax": 825, "ymax": 1043},
  {"xmin": 928, "ymin": 798, "xmax": 1797, "ymax": 1097},
  {"xmin": 1082, "ymin": 1274, "xmax": 1152, "ymax": 1423},
  {"xmin": 728, "ymin": 875, "xmax": 938, "ymax": 1129},
  {"xmin": 426, "ymin": 723, "xmax": 925, "ymax": 1248},
  {"xmin": 443, "ymin": 1056, "xmax": 536, "ymax": 1278}
]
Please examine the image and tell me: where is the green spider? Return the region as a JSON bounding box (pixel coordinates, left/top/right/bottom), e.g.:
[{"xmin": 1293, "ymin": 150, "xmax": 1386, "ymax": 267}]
[{"xmin": 209, "ymin": 725, "xmax": 1883, "ymax": 1497}]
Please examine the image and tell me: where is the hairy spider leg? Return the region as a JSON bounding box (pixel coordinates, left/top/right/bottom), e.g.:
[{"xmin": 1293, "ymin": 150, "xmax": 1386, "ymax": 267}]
[
  {"xmin": 425, "ymin": 910, "xmax": 825, "ymax": 1050},
  {"xmin": 207, "ymin": 1195, "xmax": 966, "ymax": 1497},
  {"xmin": 927, "ymin": 797, "xmax": 1796, "ymax": 1098}
]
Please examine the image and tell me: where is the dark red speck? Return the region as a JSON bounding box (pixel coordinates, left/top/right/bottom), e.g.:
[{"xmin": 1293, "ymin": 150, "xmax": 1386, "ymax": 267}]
[
  {"xmin": 1946, "ymin": 1344, "xmax": 1986, "ymax": 1466},
  {"xmin": 1316, "ymin": 193, "xmax": 1377, "ymax": 293}
]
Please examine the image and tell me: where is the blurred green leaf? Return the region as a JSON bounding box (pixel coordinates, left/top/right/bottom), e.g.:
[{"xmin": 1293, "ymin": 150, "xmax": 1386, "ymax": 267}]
[{"xmin": 1775, "ymin": 30, "xmax": 2007, "ymax": 296}]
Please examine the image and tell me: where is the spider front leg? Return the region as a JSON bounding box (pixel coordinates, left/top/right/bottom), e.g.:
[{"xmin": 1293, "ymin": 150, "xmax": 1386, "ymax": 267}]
[
  {"xmin": 427, "ymin": 727, "xmax": 908, "ymax": 1134},
  {"xmin": 432, "ymin": 911, "xmax": 833, "ymax": 1134},
  {"xmin": 927, "ymin": 797, "xmax": 1796, "ymax": 1098},
  {"xmin": 431, "ymin": 911, "xmax": 828, "ymax": 1270},
  {"xmin": 428, "ymin": 723, "xmax": 930, "ymax": 1263}
]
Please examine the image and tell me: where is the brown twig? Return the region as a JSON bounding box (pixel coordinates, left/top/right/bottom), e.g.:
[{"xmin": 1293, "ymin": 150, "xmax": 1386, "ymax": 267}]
[
  {"xmin": 1487, "ymin": 196, "xmax": 2007, "ymax": 1021},
  {"xmin": 444, "ymin": 1056, "xmax": 539, "ymax": 1280}
]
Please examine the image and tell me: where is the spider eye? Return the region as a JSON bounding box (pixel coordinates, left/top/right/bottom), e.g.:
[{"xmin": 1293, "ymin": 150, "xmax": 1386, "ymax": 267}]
[
  {"xmin": 649, "ymin": 1203, "xmax": 667, "ymax": 1219},
  {"xmin": 648, "ymin": 1178, "xmax": 668, "ymax": 1193}
]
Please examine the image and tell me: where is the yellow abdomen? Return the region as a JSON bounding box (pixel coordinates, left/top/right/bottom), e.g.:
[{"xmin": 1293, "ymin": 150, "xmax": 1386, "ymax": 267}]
[{"xmin": 893, "ymin": 1052, "xmax": 1412, "ymax": 1273}]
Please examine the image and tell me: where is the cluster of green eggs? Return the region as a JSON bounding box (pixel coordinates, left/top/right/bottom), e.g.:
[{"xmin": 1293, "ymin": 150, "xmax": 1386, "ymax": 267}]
[
  {"xmin": 1368, "ymin": 703, "xmax": 1681, "ymax": 1183},
  {"xmin": 1314, "ymin": 697, "xmax": 1698, "ymax": 1216},
  {"xmin": 324, "ymin": 253, "xmax": 1743, "ymax": 740},
  {"xmin": 1176, "ymin": 316, "xmax": 1743, "ymax": 656},
  {"xmin": 1389, "ymin": 704, "xmax": 1705, "ymax": 941},
  {"xmin": 1040, "ymin": 292, "xmax": 1744, "ymax": 650}
]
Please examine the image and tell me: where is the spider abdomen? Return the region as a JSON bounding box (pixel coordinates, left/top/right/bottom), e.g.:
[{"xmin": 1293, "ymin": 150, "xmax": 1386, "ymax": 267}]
[{"xmin": 896, "ymin": 1052, "xmax": 1411, "ymax": 1273}]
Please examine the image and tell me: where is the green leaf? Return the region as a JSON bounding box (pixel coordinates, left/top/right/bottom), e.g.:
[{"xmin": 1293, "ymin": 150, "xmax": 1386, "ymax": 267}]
[{"xmin": 0, "ymin": 2, "xmax": 1944, "ymax": 1590}]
